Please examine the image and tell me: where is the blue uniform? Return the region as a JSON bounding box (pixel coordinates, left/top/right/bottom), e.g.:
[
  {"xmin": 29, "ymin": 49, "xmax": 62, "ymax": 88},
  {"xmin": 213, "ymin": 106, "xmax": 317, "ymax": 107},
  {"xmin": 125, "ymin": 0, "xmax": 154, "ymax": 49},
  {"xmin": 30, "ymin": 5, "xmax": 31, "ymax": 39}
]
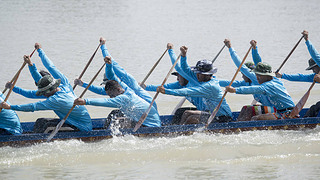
[
  {"xmin": 220, "ymin": 47, "xmax": 273, "ymax": 106},
  {"xmin": 11, "ymin": 49, "xmax": 92, "ymax": 131},
  {"xmin": 235, "ymin": 78, "xmax": 295, "ymax": 111},
  {"xmin": 306, "ymin": 40, "xmax": 320, "ymax": 66},
  {"xmin": 166, "ymin": 55, "xmax": 233, "ymax": 117},
  {"xmin": 0, "ymin": 93, "xmax": 22, "ymax": 134},
  {"xmin": 85, "ymin": 62, "xmax": 161, "ymax": 127},
  {"xmin": 101, "ymin": 44, "xmax": 156, "ymax": 108},
  {"xmin": 282, "ymin": 73, "xmax": 315, "ymax": 82},
  {"xmin": 146, "ymin": 82, "xmax": 205, "ymax": 110}
]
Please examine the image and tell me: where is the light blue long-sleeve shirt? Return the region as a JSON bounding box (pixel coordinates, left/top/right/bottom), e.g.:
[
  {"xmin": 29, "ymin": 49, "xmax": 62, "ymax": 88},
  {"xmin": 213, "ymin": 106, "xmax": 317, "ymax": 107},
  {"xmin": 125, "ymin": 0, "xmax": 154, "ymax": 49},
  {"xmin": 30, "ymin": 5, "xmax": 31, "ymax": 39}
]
[
  {"xmin": 146, "ymin": 82, "xmax": 205, "ymax": 110},
  {"xmin": 11, "ymin": 49, "xmax": 92, "ymax": 131},
  {"xmin": 164, "ymin": 78, "xmax": 233, "ymax": 117},
  {"xmin": 282, "ymin": 73, "xmax": 315, "ymax": 82},
  {"xmin": 252, "ymin": 46, "xmax": 262, "ymax": 65},
  {"xmin": 101, "ymin": 44, "xmax": 157, "ymax": 109},
  {"xmin": 85, "ymin": 62, "xmax": 161, "ymax": 127},
  {"xmin": 179, "ymin": 55, "xmax": 232, "ymax": 115},
  {"xmin": 220, "ymin": 47, "xmax": 273, "ymax": 106},
  {"xmin": 82, "ymin": 82, "xmax": 107, "ymax": 96},
  {"xmin": 168, "ymin": 49, "xmax": 199, "ymax": 85},
  {"xmin": 166, "ymin": 49, "xmax": 206, "ymax": 110},
  {"xmin": 0, "ymin": 93, "xmax": 22, "ymax": 135},
  {"xmin": 306, "ymin": 40, "xmax": 320, "ymax": 66},
  {"xmin": 235, "ymin": 78, "xmax": 295, "ymax": 110}
]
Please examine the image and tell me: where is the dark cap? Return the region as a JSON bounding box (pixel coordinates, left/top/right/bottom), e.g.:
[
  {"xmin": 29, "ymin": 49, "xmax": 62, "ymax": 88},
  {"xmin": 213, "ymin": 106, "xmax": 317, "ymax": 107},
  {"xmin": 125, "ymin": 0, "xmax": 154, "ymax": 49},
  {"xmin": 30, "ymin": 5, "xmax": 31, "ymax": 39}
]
[
  {"xmin": 171, "ymin": 72, "xmax": 179, "ymax": 76},
  {"xmin": 306, "ymin": 58, "xmax": 318, "ymax": 70},
  {"xmin": 191, "ymin": 59, "xmax": 217, "ymax": 75}
]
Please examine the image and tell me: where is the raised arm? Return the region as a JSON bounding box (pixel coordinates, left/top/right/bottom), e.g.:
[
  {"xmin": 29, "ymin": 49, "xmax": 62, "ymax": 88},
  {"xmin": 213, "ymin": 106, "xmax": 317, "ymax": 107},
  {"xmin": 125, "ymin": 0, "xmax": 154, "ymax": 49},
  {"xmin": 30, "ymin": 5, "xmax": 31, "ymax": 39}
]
[
  {"xmin": 35, "ymin": 43, "xmax": 70, "ymax": 87},
  {"xmin": 303, "ymin": 31, "xmax": 320, "ymax": 66},
  {"xmin": 24, "ymin": 55, "xmax": 42, "ymax": 83},
  {"xmin": 179, "ymin": 46, "xmax": 199, "ymax": 84},
  {"xmin": 250, "ymin": 40, "xmax": 262, "ymax": 65},
  {"xmin": 224, "ymin": 39, "xmax": 258, "ymax": 84}
]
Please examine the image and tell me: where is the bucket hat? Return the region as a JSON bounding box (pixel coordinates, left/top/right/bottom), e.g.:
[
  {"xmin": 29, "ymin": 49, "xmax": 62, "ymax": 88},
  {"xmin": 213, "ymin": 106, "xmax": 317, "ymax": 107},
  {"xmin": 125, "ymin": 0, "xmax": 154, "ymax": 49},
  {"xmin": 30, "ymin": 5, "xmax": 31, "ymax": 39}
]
[
  {"xmin": 305, "ymin": 58, "xmax": 318, "ymax": 70},
  {"xmin": 253, "ymin": 62, "xmax": 274, "ymax": 77},
  {"xmin": 245, "ymin": 62, "xmax": 255, "ymax": 71},
  {"xmin": 191, "ymin": 59, "xmax": 217, "ymax": 75},
  {"xmin": 36, "ymin": 75, "xmax": 61, "ymax": 96}
]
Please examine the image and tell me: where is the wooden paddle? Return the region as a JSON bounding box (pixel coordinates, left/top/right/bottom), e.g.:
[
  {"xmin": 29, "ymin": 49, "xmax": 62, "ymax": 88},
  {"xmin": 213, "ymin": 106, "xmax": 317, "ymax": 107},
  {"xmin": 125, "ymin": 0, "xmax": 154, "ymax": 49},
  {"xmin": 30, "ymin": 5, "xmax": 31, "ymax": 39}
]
[
  {"xmin": 133, "ymin": 53, "xmax": 182, "ymax": 132},
  {"xmin": 73, "ymin": 44, "xmax": 101, "ymax": 90},
  {"xmin": 275, "ymin": 36, "xmax": 304, "ymax": 73},
  {"xmin": 170, "ymin": 44, "xmax": 227, "ymax": 115},
  {"xmin": 205, "ymin": 46, "xmax": 252, "ymax": 128},
  {"xmin": 140, "ymin": 48, "xmax": 168, "ymax": 87},
  {"xmin": 0, "ymin": 67, "xmax": 22, "ymax": 112},
  {"xmin": 2, "ymin": 49, "xmax": 36, "ymax": 94},
  {"xmin": 47, "ymin": 61, "xmax": 107, "ymax": 142},
  {"xmin": 289, "ymin": 75, "xmax": 318, "ymax": 118}
]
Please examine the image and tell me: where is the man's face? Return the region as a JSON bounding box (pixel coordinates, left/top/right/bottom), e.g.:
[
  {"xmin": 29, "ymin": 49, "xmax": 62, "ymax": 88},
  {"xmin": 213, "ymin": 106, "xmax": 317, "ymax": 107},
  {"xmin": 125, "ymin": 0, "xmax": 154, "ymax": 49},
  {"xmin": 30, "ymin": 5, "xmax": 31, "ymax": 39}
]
[
  {"xmin": 196, "ymin": 73, "xmax": 211, "ymax": 82},
  {"xmin": 312, "ymin": 66, "xmax": 320, "ymax": 74},
  {"xmin": 256, "ymin": 74, "xmax": 270, "ymax": 84},
  {"xmin": 242, "ymin": 73, "xmax": 251, "ymax": 83},
  {"xmin": 177, "ymin": 75, "xmax": 188, "ymax": 86},
  {"xmin": 43, "ymin": 89, "xmax": 56, "ymax": 97}
]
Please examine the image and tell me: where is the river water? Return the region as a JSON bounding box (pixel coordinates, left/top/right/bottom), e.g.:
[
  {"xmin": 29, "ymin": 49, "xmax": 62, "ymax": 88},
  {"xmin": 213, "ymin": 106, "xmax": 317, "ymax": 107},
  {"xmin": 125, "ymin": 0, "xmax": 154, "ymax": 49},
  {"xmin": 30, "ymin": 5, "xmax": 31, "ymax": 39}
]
[{"xmin": 1, "ymin": 0, "xmax": 320, "ymax": 179}]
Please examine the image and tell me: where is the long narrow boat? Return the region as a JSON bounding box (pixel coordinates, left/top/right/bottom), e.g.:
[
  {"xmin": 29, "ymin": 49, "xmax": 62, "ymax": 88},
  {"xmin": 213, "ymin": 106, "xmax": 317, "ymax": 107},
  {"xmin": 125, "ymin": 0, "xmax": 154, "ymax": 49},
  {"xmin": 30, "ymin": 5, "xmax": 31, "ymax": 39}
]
[{"xmin": 1, "ymin": 108, "xmax": 319, "ymax": 147}]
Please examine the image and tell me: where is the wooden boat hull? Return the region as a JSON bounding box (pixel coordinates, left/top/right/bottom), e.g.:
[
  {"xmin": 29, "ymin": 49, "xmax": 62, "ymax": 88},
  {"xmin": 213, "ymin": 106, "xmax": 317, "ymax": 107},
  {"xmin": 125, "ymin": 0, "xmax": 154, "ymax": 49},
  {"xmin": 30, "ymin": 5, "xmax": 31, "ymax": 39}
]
[{"xmin": 1, "ymin": 109, "xmax": 319, "ymax": 147}]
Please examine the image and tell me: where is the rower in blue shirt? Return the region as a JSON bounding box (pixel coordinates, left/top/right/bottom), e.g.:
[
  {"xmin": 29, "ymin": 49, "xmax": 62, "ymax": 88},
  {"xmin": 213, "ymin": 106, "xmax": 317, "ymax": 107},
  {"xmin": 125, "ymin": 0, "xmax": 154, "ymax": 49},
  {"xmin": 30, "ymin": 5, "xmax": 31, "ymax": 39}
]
[
  {"xmin": 276, "ymin": 30, "xmax": 320, "ymax": 117},
  {"xmin": 74, "ymin": 56, "xmax": 161, "ymax": 128},
  {"xmin": 157, "ymin": 46, "xmax": 233, "ymax": 125},
  {"xmin": 0, "ymin": 44, "xmax": 92, "ymax": 132},
  {"xmin": 0, "ymin": 92, "xmax": 22, "ymax": 135},
  {"xmin": 221, "ymin": 39, "xmax": 275, "ymax": 121},
  {"xmin": 225, "ymin": 62, "xmax": 295, "ymax": 120},
  {"xmin": 143, "ymin": 43, "xmax": 205, "ymax": 124}
]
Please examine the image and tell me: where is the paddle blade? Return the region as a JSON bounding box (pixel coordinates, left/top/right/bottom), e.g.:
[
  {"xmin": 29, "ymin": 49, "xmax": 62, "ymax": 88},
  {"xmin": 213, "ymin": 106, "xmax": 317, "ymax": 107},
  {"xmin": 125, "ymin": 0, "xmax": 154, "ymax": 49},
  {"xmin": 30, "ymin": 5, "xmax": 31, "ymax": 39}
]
[
  {"xmin": 47, "ymin": 119, "xmax": 65, "ymax": 142},
  {"xmin": 205, "ymin": 107, "xmax": 219, "ymax": 128},
  {"xmin": 133, "ymin": 112, "xmax": 148, "ymax": 132}
]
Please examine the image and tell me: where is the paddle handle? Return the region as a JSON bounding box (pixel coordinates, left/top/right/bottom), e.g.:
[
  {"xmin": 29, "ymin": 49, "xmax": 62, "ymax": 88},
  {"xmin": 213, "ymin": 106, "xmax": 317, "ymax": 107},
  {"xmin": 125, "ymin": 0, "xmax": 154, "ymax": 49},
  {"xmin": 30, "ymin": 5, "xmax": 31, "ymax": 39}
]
[
  {"xmin": 47, "ymin": 62, "xmax": 107, "ymax": 142},
  {"xmin": 212, "ymin": 44, "xmax": 226, "ymax": 63},
  {"xmin": 134, "ymin": 54, "xmax": 182, "ymax": 132},
  {"xmin": 0, "ymin": 67, "xmax": 23, "ymax": 112},
  {"xmin": 2, "ymin": 49, "xmax": 36, "ymax": 94},
  {"xmin": 73, "ymin": 44, "xmax": 101, "ymax": 90},
  {"xmin": 205, "ymin": 46, "xmax": 252, "ymax": 127},
  {"xmin": 275, "ymin": 36, "xmax": 303, "ymax": 73},
  {"xmin": 140, "ymin": 48, "xmax": 168, "ymax": 86}
]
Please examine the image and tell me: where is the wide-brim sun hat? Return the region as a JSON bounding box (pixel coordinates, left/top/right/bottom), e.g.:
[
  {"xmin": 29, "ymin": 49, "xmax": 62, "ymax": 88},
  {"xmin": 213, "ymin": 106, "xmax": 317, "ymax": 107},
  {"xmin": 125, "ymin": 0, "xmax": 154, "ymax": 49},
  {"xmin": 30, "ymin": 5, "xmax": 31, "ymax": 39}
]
[
  {"xmin": 253, "ymin": 62, "xmax": 274, "ymax": 77},
  {"xmin": 191, "ymin": 59, "xmax": 218, "ymax": 75},
  {"xmin": 306, "ymin": 58, "xmax": 318, "ymax": 70},
  {"xmin": 36, "ymin": 75, "xmax": 61, "ymax": 96}
]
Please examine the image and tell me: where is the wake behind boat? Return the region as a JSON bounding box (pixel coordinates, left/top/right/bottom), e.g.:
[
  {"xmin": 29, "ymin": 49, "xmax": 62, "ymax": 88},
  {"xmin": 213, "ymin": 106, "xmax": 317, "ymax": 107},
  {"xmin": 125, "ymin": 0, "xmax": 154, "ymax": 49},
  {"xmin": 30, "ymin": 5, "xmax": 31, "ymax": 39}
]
[{"xmin": 1, "ymin": 108, "xmax": 319, "ymax": 147}]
